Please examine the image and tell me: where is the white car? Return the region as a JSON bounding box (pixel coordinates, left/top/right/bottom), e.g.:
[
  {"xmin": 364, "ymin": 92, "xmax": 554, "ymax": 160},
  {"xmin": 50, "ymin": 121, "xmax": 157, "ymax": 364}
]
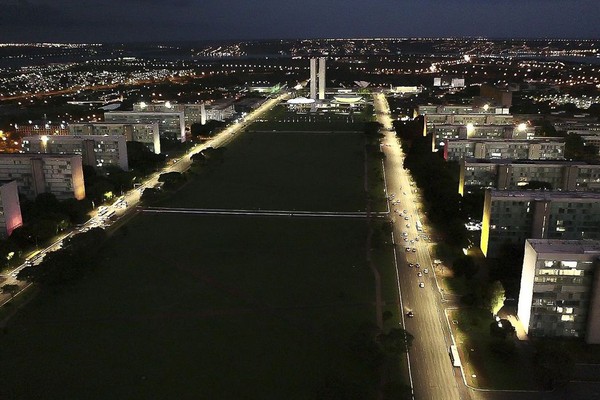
[
  {"xmin": 424, "ymin": 268, "xmax": 429, "ymax": 274},
  {"xmin": 417, "ymin": 272, "xmax": 423, "ymax": 277},
  {"xmin": 419, "ymin": 282, "xmax": 425, "ymax": 288}
]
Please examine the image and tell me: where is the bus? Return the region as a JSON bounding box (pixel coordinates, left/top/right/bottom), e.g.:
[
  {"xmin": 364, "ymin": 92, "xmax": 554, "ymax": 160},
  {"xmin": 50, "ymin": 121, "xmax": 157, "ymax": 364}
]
[
  {"xmin": 416, "ymin": 221, "xmax": 423, "ymax": 232},
  {"xmin": 449, "ymin": 345, "xmax": 461, "ymax": 368},
  {"xmin": 97, "ymin": 206, "xmax": 109, "ymax": 216}
]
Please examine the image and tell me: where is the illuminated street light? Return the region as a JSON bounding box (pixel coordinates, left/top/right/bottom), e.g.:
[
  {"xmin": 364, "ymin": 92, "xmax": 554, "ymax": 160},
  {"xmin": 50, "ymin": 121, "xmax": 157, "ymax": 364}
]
[{"xmin": 517, "ymin": 123, "xmax": 527, "ymax": 132}]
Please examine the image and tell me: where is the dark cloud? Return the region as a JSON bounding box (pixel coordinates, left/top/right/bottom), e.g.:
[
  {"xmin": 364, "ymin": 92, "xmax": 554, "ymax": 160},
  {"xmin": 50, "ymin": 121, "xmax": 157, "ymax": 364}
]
[
  {"xmin": 0, "ymin": 0, "xmax": 76, "ymax": 27},
  {"xmin": 0, "ymin": 0, "xmax": 598, "ymax": 42}
]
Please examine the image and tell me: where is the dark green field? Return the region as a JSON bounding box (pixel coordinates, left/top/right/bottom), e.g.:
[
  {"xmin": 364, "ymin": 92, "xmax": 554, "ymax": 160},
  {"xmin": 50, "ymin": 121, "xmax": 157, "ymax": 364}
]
[
  {"xmin": 169, "ymin": 131, "xmax": 367, "ymax": 212},
  {"xmin": 0, "ymin": 123, "xmax": 388, "ymax": 399}
]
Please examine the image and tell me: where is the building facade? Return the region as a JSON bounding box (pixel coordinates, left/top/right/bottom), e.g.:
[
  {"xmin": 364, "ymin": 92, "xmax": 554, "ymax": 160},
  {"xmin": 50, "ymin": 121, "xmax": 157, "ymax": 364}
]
[
  {"xmin": 417, "ymin": 104, "xmax": 510, "ymax": 116},
  {"xmin": 104, "ymin": 111, "xmax": 186, "ymax": 142},
  {"xmin": 480, "ymin": 190, "xmax": 600, "ymax": 258},
  {"xmin": 22, "ymin": 135, "xmax": 129, "ymax": 171},
  {"xmin": 0, "ymin": 154, "xmax": 85, "ymax": 200},
  {"xmin": 0, "ymin": 180, "xmax": 23, "ymax": 238},
  {"xmin": 15, "ymin": 124, "xmax": 69, "ymax": 137},
  {"xmin": 518, "ymin": 239, "xmax": 600, "ymax": 342},
  {"xmin": 459, "ymin": 159, "xmax": 600, "ymax": 195},
  {"xmin": 444, "ymin": 139, "xmax": 565, "ymax": 161},
  {"xmin": 68, "ymin": 122, "xmax": 160, "ymax": 154},
  {"xmin": 133, "ymin": 102, "xmax": 208, "ymax": 127}
]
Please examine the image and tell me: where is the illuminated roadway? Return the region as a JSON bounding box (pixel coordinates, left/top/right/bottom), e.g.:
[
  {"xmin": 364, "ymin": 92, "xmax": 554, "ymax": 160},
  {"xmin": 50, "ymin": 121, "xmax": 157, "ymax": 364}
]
[
  {"xmin": 0, "ymin": 92, "xmax": 289, "ymax": 307},
  {"xmin": 374, "ymin": 92, "xmax": 466, "ymax": 400}
]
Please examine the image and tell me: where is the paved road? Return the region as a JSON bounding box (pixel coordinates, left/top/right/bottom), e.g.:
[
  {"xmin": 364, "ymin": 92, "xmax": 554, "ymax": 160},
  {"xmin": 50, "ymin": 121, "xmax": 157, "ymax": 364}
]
[
  {"xmin": 0, "ymin": 92, "xmax": 289, "ymax": 307},
  {"xmin": 374, "ymin": 93, "xmax": 465, "ymax": 400}
]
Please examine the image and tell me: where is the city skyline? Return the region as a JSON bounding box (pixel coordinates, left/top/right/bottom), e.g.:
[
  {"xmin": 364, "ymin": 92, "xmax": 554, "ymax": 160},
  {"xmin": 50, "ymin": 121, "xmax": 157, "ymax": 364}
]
[{"xmin": 1, "ymin": 0, "xmax": 599, "ymax": 43}]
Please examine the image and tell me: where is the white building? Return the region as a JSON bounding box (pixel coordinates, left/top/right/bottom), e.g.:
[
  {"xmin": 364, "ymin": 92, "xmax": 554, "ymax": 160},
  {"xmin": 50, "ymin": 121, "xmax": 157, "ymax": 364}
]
[
  {"xmin": 518, "ymin": 239, "xmax": 600, "ymax": 343},
  {"xmin": 23, "ymin": 135, "xmax": 129, "ymax": 171},
  {"xmin": 444, "ymin": 138, "xmax": 565, "ymax": 161},
  {"xmin": 104, "ymin": 111, "xmax": 186, "ymax": 142},
  {"xmin": 0, "ymin": 181, "xmax": 22, "ymax": 238},
  {"xmin": 69, "ymin": 122, "xmax": 160, "ymax": 154},
  {"xmin": 0, "ymin": 154, "xmax": 85, "ymax": 200}
]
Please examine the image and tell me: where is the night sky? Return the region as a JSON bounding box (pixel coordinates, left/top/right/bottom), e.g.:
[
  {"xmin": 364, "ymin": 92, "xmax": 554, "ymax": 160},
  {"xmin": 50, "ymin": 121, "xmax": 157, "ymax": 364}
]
[{"xmin": 2, "ymin": 0, "xmax": 599, "ymax": 43}]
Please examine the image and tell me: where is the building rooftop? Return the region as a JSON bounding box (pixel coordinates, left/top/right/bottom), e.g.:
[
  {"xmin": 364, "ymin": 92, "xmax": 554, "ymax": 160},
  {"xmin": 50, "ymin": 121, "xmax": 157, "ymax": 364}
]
[
  {"xmin": 464, "ymin": 158, "xmax": 589, "ymax": 166},
  {"xmin": 450, "ymin": 137, "xmax": 565, "ymax": 144},
  {"xmin": 527, "ymin": 239, "xmax": 600, "ymax": 255},
  {"xmin": 489, "ymin": 189, "xmax": 600, "ymax": 200}
]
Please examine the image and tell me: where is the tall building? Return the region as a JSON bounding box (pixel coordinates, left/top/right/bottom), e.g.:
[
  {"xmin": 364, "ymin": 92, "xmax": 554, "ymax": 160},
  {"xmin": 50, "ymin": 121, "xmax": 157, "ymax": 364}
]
[
  {"xmin": 133, "ymin": 102, "xmax": 207, "ymax": 128},
  {"xmin": 318, "ymin": 57, "xmax": 326, "ymax": 100},
  {"xmin": 15, "ymin": 124, "xmax": 69, "ymax": 137},
  {"xmin": 0, "ymin": 181, "xmax": 22, "ymax": 238},
  {"xmin": 417, "ymin": 104, "xmax": 510, "ymax": 116},
  {"xmin": 104, "ymin": 111, "xmax": 186, "ymax": 142},
  {"xmin": 480, "ymin": 190, "xmax": 600, "ymax": 257},
  {"xmin": 22, "ymin": 135, "xmax": 129, "ymax": 171},
  {"xmin": 0, "ymin": 154, "xmax": 85, "ymax": 200},
  {"xmin": 444, "ymin": 138, "xmax": 565, "ymax": 161},
  {"xmin": 310, "ymin": 58, "xmax": 317, "ymax": 100},
  {"xmin": 458, "ymin": 159, "xmax": 600, "ymax": 195},
  {"xmin": 68, "ymin": 122, "xmax": 161, "ymax": 154},
  {"xmin": 432, "ymin": 124, "xmax": 523, "ymax": 151},
  {"xmin": 518, "ymin": 239, "xmax": 600, "ymax": 343}
]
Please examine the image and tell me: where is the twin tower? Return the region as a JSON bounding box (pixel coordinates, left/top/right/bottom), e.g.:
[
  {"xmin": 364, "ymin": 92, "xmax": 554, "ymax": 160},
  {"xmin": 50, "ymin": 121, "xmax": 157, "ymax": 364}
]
[{"xmin": 309, "ymin": 57, "xmax": 326, "ymax": 100}]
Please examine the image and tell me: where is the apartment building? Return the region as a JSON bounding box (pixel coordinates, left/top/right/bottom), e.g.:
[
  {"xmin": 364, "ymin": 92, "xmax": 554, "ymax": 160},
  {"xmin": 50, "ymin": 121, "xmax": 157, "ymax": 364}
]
[
  {"xmin": 432, "ymin": 124, "xmax": 525, "ymax": 150},
  {"xmin": 0, "ymin": 180, "xmax": 22, "ymax": 238},
  {"xmin": 69, "ymin": 122, "xmax": 160, "ymax": 154},
  {"xmin": 444, "ymin": 138, "xmax": 565, "ymax": 161},
  {"xmin": 458, "ymin": 159, "xmax": 600, "ymax": 195},
  {"xmin": 22, "ymin": 135, "xmax": 128, "ymax": 171},
  {"xmin": 133, "ymin": 102, "xmax": 205, "ymax": 127},
  {"xmin": 104, "ymin": 111, "xmax": 186, "ymax": 142},
  {"xmin": 518, "ymin": 239, "xmax": 600, "ymax": 343},
  {"xmin": 417, "ymin": 104, "xmax": 510, "ymax": 116},
  {"xmin": 0, "ymin": 154, "xmax": 85, "ymax": 200},
  {"xmin": 480, "ymin": 190, "xmax": 600, "ymax": 258}
]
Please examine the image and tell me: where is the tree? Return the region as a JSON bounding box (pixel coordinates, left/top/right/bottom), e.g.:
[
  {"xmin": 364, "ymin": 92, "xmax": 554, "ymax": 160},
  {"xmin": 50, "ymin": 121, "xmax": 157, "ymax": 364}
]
[
  {"xmin": 486, "ymin": 280, "xmax": 506, "ymax": 315},
  {"xmin": 489, "ymin": 318, "xmax": 514, "ymax": 339},
  {"xmin": 452, "ymin": 255, "xmax": 478, "ymax": 280},
  {"xmin": 1, "ymin": 284, "xmax": 19, "ymax": 298}
]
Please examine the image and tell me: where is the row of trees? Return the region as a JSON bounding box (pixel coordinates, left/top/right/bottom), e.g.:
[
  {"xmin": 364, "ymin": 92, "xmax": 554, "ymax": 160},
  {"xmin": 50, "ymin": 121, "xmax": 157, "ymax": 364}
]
[{"xmin": 16, "ymin": 228, "xmax": 107, "ymax": 286}]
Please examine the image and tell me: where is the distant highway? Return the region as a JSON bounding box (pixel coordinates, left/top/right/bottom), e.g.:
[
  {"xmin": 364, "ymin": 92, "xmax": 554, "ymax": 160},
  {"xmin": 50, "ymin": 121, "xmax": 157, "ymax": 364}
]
[
  {"xmin": 0, "ymin": 92, "xmax": 289, "ymax": 307},
  {"xmin": 374, "ymin": 93, "xmax": 465, "ymax": 400}
]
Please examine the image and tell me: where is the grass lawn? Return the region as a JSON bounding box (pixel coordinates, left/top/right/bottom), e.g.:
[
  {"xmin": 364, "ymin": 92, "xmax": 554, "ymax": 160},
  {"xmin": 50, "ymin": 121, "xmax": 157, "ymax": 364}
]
[
  {"xmin": 171, "ymin": 131, "xmax": 367, "ymax": 212},
  {"xmin": 449, "ymin": 308, "xmax": 541, "ymax": 390},
  {"xmin": 0, "ymin": 113, "xmax": 398, "ymax": 399},
  {"xmin": 0, "ymin": 215, "xmax": 378, "ymax": 400}
]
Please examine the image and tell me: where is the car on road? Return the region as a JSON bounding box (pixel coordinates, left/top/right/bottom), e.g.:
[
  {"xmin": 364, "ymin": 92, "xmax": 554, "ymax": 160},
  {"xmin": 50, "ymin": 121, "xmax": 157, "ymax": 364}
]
[
  {"xmin": 412, "ymin": 248, "xmax": 416, "ymax": 252},
  {"xmin": 408, "ymin": 262, "xmax": 414, "ymax": 267},
  {"xmin": 407, "ymin": 311, "xmax": 414, "ymax": 318},
  {"xmin": 424, "ymin": 268, "xmax": 429, "ymax": 274},
  {"xmin": 404, "ymin": 216, "xmax": 409, "ymax": 220},
  {"xmin": 405, "ymin": 247, "xmax": 411, "ymax": 252},
  {"xmin": 417, "ymin": 272, "xmax": 423, "ymax": 277},
  {"xmin": 403, "ymin": 210, "xmax": 408, "ymax": 214},
  {"xmin": 415, "ymin": 263, "xmax": 420, "ymax": 268},
  {"xmin": 403, "ymin": 238, "xmax": 408, "ymax": 242},
  {"xmin": 419, "ymin": 282, "xmax": 425, "ymax": 288},
  {"xmin": 406, "ymin": 224, "xmax": 410, "ymax": 228},
  {"xmin": 402, "ymin": 232, "xmax": 408, "ymax": 237}
]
